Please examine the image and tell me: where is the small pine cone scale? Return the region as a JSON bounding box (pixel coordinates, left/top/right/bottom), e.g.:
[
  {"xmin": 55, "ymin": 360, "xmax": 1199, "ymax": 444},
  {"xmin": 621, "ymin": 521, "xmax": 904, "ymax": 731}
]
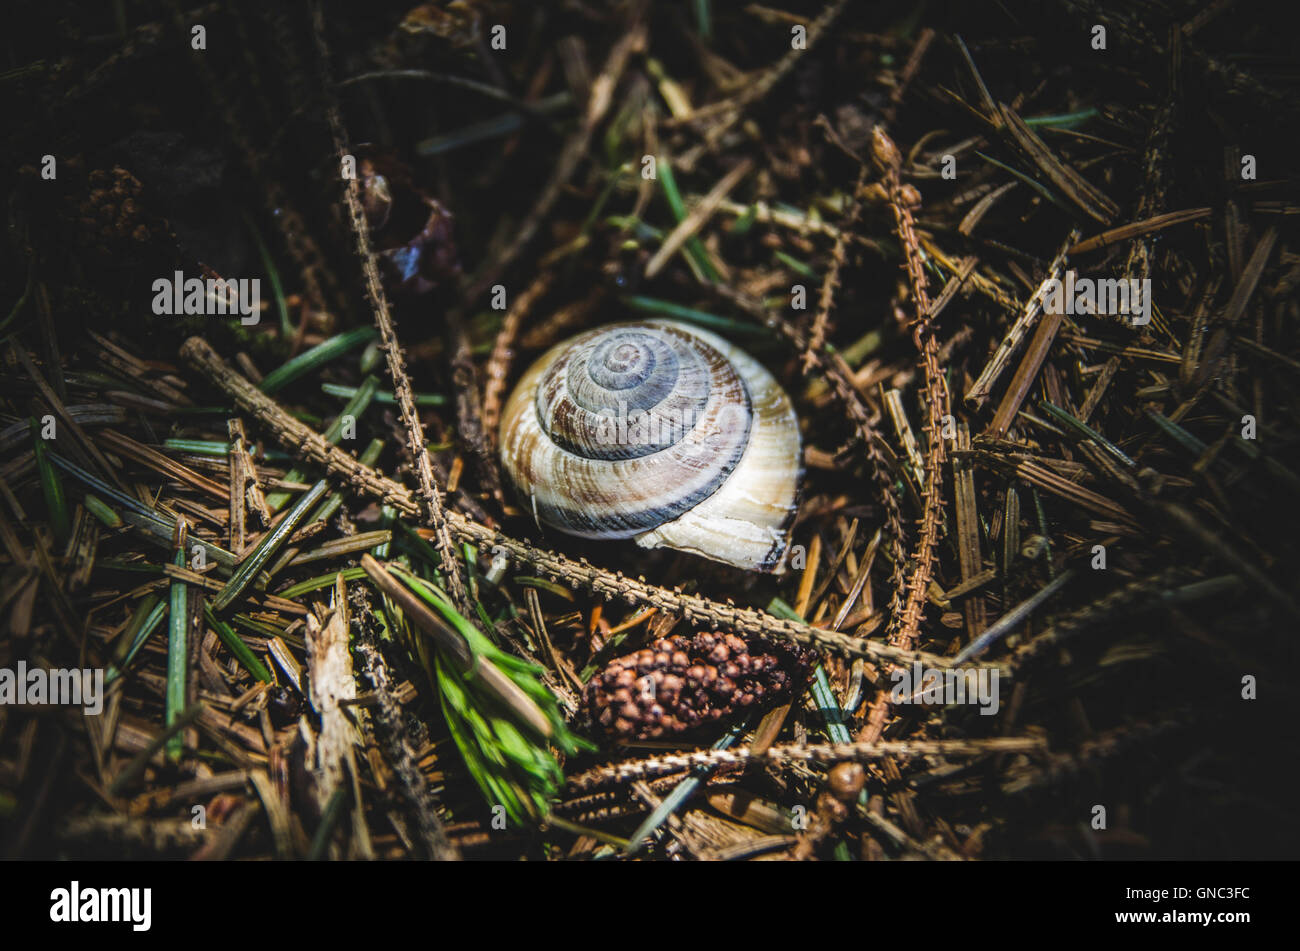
[{"xmin": 585, "ymin": 632, "xmax": 814, "ymax": 741}]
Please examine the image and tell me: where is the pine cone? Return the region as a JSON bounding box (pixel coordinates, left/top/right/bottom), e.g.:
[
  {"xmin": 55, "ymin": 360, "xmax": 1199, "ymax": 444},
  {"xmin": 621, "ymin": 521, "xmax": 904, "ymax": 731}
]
[
  {"xmin": 19, "ymin": 158, "xmax": 181, "ymax": 285},
  {"xmin": 586, "ymin": 632, "xmax": 813, "ymax": 741},
  {"xmin": 75, "ymin": 167, "xmax": 172, "ymax": 249}
]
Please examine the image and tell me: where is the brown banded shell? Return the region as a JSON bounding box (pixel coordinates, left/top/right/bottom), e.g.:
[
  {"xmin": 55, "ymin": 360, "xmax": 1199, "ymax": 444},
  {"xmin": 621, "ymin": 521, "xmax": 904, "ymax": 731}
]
[{"xmin": 498, "ymin": 319, "xmax": 801, "ymax": 572}]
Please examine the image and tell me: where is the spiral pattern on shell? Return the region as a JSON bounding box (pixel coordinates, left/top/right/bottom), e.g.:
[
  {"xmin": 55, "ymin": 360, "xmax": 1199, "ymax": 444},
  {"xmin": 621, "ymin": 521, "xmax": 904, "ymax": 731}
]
[{"xmin": 498, "ymin": 319, "xmax": 801, "ymax": 572}]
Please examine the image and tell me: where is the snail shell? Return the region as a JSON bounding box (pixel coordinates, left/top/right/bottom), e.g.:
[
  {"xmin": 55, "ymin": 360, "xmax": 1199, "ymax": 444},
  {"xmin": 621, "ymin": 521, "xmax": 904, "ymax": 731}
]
[{"xmin": 498, "ymin": 319, "xmax": 801, "ymax": 572}]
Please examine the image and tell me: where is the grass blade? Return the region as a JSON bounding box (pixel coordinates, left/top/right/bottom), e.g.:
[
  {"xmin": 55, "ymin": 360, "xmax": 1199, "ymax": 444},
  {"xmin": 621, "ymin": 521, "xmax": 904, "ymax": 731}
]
[
  {"xmin": 166, "ymin": 522, "xmax": 190, "ymax": 760},
  {"xmin": 258, "ymin": 327, "xmax": 378, "ymax": 395},
  {"xmin": 212, "ymin": 479, "xmax": 329, "ymax": 613},
  {"xmin": 204, "ymin": 603, "xmax": 272, "ymax": 683},
  {"xmin": 30, "ymin": 418, "xmax": 70, "ymax": 545}
]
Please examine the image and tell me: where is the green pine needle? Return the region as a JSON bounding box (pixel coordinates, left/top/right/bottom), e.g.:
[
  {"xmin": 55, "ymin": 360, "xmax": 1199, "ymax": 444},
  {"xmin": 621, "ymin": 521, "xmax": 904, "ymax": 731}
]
[{"xmin": 382, "ymin": 564, "xmax": 593, "ymax": 825}]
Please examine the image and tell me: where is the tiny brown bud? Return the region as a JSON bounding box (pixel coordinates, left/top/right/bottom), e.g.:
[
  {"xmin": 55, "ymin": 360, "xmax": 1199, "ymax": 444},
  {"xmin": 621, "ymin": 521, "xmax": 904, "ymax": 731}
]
[
  {"xmin": 823, "ymin": 796, "xmax": 849, "ymax": 824},
  {"xmin": 870, "ymin": 126, "xmax": 901, "ymax": 172},
  {"xmin": 858, "ymin": 182, "xmax": 889, "ymax": 204},
  {"xmin": 829, "ymin": 762, "xmax": 865, "ymax": 803}
]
